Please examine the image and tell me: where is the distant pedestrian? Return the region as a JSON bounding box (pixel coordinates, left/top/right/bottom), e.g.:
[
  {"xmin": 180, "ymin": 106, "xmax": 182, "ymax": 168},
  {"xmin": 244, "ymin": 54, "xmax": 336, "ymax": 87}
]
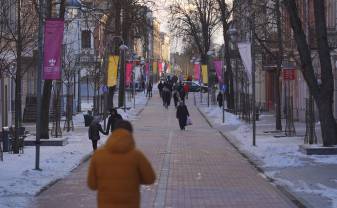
[
  {"xmin": 173, "ymin": 88, "xmax": 180, "ymax": 107},
  {"xmin": 105, "ymin": 108, "xmax": 123, "ymax": 134},
  {"xmin": 146, "ymin": 82, "xmax": 153, "ymax": 97},
  {"xmin": 158, "ymin": 81, "xmax": 163, "ymax": 97},
  {"xmin": 183, "ymin": 83, "xmax": 189, "ymax": 99},
  {"xmin": 217, "ymin": 92, "xmax": 223, "ymax": 108},
  {"xmin": 176, "ymin": 101, "xmax": 190, "ymax": 130},
  {"xmin": 88, "ymin": 116, "xmax": 108, "ymax": 151},
  {"xmin": 162, "ymin": 84, "xmax": 172, "ymax": 108},
  {"xmin": 87, "ymin": 120, "xmax": 156, "ymax": 208},
  {"xmin": 142, "ymin": 80, "xmax": 146, "ymax": 94}
]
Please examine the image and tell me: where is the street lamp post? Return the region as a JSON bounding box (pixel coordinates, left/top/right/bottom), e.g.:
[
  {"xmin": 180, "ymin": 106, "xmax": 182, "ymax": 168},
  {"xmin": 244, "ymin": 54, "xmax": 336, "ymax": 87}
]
[
  {"xmin": 119, "ymin": 44, "xmax": 128, "ymax": 112},
  {"xmin": 190, "ymin": 57, "xmax": 196, "ymax": 106},
  {"xmin": 35, "ymin": 0, "xmax": 45, "ymax": 171},
  {"xmin": 207, "ymin": 50, "xmax": 215, "ymax": 107}
]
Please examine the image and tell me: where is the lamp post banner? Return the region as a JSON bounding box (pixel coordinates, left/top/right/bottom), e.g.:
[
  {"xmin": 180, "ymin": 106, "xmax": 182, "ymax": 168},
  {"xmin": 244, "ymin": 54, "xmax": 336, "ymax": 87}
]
[
  {"xmin": 145, "ymin": 63, "xmax": 149, "ymax": 75},
  {"xmin": 194, "ymin": 63, "xmax": 200, "ymax": 80},
  {"xmin": 167, "ymin": 63, "xmax": 171, "ymax": 73},
  {"xmin": 158, "ymin": 61, "xmax": 163, "ymax": 75},
  {"xmin": 43, "ymin": 19, "xmax": 64, "ymax": 80},
  {"xmin": 126, "ymin": 62, "xmax": 133, "ymax": 86},
  {"xmin": 201, "ymin": 65, "xmax": 208, "ymax": 84},
  {"xmin": 107, "ymin": 55, "xmax": 119, "ymax": 87},
  {"xmin": 153, "ymin": 61, "xmax": 158, "ymax": 74},
  {"xmin": 213, "ymin": 60, "xmax": 223, "ymax": 83},
  {"xmin": 237, "ymin": 42, "xmax": 252, "ymax": 79}
]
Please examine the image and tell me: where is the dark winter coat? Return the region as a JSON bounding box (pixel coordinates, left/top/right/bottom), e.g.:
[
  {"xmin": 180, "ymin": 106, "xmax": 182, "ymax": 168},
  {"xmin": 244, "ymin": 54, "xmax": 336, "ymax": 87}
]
[
  {"xmin": 87, "ymin": 129, "xmax": 156, "ymax": 208},
  {"xmin": 217, "ymin": 93, "xmax": 223, "ymax": 107},
  {"xmin": 88, "ymin": 121, "xmax": 106, "ymax": 141},
  {"xmin": 105, "ymin": 114, "xmax": 123, "ymax": 133},
  {"xmin": 176, "ymin": 104, "xmax": 189, "ymax": 122}
]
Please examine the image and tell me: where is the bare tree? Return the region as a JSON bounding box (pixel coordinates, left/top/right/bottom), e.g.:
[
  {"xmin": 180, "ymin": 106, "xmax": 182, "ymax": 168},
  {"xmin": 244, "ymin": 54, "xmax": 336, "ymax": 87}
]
[
  {"xmin": 170, "ymin": 0, "xmax": 219, "ymax": 64},
  {"xmin": 215, "ymin": 0, "xmax": 237, "ymax": 110},
  {"xmin": 283, "ymin": 0, "xmax": 337, "ymax": 146},
  {"xmin": 0, "ymin": 0, "xmax": 38, "ymax": 153},
  {"xmin": 61, "ymin": 46, "xmax": 78, "ymax": 131}
]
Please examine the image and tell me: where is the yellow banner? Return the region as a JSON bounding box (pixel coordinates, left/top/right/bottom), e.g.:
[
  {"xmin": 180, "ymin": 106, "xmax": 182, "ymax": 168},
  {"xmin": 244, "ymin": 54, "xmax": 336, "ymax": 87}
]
[
  {"xmin": 201, "ymin": 65, "xmax": 208, "ymax": 84},
  {"xmin": 107, "ymin": 56, "xmax": 119, "ymax": 87},
  {"xmin": 153, "ymin": 61, "xmax": 158, "ymax": 74}
]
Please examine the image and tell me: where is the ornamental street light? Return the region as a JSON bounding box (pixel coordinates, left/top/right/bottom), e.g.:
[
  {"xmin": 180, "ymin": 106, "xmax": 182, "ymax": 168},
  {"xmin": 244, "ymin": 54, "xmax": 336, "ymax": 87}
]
[
  {"xmin": 190, "ymin": 57, "xmax": 197, "ymax": 106},
  {"xmin": 119, "ymin": 44, "xmax": 128, "ymax": 112}
]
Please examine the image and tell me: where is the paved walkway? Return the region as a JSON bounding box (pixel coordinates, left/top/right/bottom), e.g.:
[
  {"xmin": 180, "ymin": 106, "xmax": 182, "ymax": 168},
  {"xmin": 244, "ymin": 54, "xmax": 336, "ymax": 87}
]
[{"xmin": 29, "ymin": 93, "xmax": 297, "ymax": 208}]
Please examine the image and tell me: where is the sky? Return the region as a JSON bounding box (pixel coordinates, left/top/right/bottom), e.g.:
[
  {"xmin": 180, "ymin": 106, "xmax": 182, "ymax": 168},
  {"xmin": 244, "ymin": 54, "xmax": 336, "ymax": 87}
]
[{"xmin": 152, "ymin": 0, "xmax": 224, "ymax": 53}]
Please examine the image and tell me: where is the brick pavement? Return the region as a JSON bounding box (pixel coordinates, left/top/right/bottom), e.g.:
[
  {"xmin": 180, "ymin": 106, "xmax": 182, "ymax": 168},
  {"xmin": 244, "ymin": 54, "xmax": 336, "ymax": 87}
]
[{"xmin": 28, "ymin": 93, "xmax": 298, "ymax": 208}]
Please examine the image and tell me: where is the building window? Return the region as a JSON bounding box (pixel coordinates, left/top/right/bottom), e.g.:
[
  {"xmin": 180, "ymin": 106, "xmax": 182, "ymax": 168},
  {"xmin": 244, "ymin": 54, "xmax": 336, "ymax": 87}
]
[{"xmin": 81, "ymin": 30, "xmax": 91, "ymax": 48}]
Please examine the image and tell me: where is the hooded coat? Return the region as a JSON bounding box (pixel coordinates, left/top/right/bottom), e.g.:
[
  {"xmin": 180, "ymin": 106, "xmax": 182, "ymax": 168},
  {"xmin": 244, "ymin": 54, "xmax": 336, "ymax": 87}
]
[{"xmin": 87, "ymin": 129, "xmax": 156, "ymax": 208}]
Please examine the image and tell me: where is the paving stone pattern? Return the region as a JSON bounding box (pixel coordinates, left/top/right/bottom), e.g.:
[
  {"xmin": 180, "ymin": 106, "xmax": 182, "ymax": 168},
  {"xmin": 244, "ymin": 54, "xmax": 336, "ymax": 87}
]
[{"xmin": 29, "ymin": 94, "xmax": 297, "ymax": 208}]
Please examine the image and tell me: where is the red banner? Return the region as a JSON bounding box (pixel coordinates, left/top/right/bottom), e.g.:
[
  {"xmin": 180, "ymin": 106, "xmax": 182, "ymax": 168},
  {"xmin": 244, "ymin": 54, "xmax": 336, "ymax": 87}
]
[
  {"xmin": 194, "ymin": 64, "xmax": 200, "ymax": 80},
  {"xmin": 43, "ymin": 19, "xmax": 64, "ymax": 80},
  {"xmin": 145, "ymin": 63, "xmax": 149, "ymax": 75},
  {"xmin": 158, "ymin": 61, "xmax": 163, "ymax": 75},
  {"xmin": 283, "ymin": 69, "xmax": 296, "ymax": 80},
  {"xmin": 213, "ymin": 60, "xmax": 223, "ymax": 83},
  {"xmin": 126, "ymin": 63, "xmax": 133, "ymax": 86}
]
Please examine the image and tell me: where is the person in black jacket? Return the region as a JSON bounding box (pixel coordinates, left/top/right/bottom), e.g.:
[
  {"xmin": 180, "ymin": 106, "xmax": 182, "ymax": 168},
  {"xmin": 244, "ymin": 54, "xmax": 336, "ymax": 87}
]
[
  {"xmin": 217, "ymin": 92, "xmax": 223, "ymax": 108},
  {"xmin": 176, "ymin": 101, "xmax": 190, "ymax": 130},
  {"xmin": 105, "ymin": 108, "xmax": 123, "ymax": 134},
  {"xmin": 158, "ymin": 81, "xmax": 164, "ymax": 97},
  {"xmin": 88, "ymin": 117, "xmax": 108, "ymax": 151}
]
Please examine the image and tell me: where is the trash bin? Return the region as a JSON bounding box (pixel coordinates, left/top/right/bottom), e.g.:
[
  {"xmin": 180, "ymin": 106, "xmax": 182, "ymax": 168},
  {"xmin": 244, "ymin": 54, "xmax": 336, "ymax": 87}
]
[
  {"xmin": 2, "ymin": 127, "xmax": 9, "ymax": 152},
  {"xmin": 84, "ymin": 114, "xmax": 93, "ymax": 127}
]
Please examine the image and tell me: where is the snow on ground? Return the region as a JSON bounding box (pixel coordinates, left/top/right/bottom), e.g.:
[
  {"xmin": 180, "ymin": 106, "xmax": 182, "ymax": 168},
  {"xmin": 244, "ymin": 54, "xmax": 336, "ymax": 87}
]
[
  {"xmin": 0, "ymin": 92, "xmax": 149, "ymax": 208},
  {"xmin": 199, "ymin": 104, "xmax": 337, "ymax": 208}
]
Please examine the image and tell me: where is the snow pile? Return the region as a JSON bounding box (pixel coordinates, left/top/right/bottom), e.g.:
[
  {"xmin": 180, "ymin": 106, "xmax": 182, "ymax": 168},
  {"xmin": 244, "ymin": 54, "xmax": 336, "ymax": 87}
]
[
  {"xmin": 199, "ymin": 105, "xmax": 337, "ymax": 208},
  {"xmin": 0, "ymin": 93, "xmax": 149, "ymax": 208}
]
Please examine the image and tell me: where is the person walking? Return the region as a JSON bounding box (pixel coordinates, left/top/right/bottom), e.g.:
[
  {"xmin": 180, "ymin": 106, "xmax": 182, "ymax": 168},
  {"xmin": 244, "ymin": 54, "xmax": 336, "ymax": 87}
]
[
  {"xmin": 146, "ymin": 82, "xmax": 153, "ymax": 97},
  {"xmin": 105, "ymin": 108, "xmax": 123, "ymax": 134},
  {"xmin": 88, "ymin": 116, "xmax": 108, "ymax": 151},
  {"xmin": 217, "ymin": 92, "xmax": 223, "ymax": 108},
  {"xmin": 157, "ymin": 81, "xmax": 163, "ymax": 98},
  {"xmin": 183, "ymin": 83, "xmax": 189, "ymax": 99},
  {"xmin": 172, "ymin": 87, "xmax": 180, "ymax": 107},
  {"xmin": 176, "ymin": 101, "xmax": 190, "ymax": 130},
  {"xmin": 87, "ymin": 120, "xmax": 156, "ymax": 208}
]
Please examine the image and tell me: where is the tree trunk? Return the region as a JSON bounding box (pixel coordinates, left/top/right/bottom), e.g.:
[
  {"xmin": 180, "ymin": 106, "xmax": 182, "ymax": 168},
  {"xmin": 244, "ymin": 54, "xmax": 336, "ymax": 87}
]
[
  {"xmin": 13, "ymin": 0, "xmax": 22, "ymax": 154},
  {"xmin": 275, "ymin": 0, "xmax": 282, "ymax": 130},
  {"xmin": 284, "ymin": 0, "xmax": 337, "ymax": 145},
  {"xmin": 40, "ymin": 80, "xmax": 52, "ymax": 139},
  {"xmin": 317, "ymin": 98, "xmax": 337, "ymax": 146},
  {"xmin": 224, "ymin": 35, "xmax": 234, "ymax": 110}
]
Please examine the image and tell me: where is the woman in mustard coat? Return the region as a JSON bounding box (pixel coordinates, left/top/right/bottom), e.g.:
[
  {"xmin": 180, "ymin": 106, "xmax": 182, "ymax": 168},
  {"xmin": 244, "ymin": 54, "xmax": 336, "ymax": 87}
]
[{"xmin": 87, "ymin": 128, "xmax": 156, "ymax": 208}]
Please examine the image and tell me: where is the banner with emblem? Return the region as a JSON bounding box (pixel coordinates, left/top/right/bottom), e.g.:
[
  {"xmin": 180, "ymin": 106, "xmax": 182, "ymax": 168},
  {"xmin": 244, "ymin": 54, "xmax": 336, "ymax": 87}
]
[
  {"xmin": 43, "ymin": 19, "xmax": 64, "ymax": 80},
  {"xmin": 194, "ymin": 63, "xmax": 200, "ymax": 80}
]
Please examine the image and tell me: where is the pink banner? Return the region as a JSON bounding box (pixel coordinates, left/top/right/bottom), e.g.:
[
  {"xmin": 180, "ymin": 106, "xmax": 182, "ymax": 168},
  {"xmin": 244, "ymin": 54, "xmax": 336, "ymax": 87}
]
[
  {"xmin": 213, "ymin": 60, "xmax": 224, "ymax": 83},
  {"xmin": 145, "ymin": 63, "xmax": 149, "ymax": 75},
  {"xmin": 126, "ymin": 63, "xmax": 133, "ymax": 86},
  {"xmin": 158, "ymin": 61, "xmax": 163, "ymax": 75},
  {"xmin": 194, "ymin": 64, "xmax": 200, "ymax": 80},
  {"xmin": 43, "ymin": 19, "xmax": 64, "ymax": 80}
]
